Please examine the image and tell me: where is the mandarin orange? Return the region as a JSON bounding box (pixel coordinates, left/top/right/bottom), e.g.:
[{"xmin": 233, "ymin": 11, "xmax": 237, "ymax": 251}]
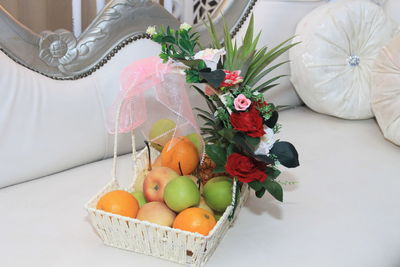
[
  {"xmin": 173, "ymin": 207, "xmax": 216, "ymax": 236},
  {"xmin": 161, "ymin": 136, "xmax": 199, "ymax": 175},
  {"xmin": 96, "ymin": 190, "xmax": 139, "ymax": 218}
]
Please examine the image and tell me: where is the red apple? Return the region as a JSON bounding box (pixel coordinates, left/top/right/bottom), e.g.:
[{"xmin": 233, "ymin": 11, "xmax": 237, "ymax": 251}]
[
  {"xmin": 143, "ymin": 167, "xmax": 178, "ymax": 202},
  {"xmin": 137, "ymin": 202, "xmax": 176, "ymax": 227}
]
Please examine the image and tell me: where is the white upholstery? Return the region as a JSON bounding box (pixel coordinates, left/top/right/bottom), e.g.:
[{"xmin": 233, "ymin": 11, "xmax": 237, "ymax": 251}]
[
  {"xmin": 234, "ymin": 0, "xmax": 325, "ymax": 106},
  {"xmin": 372, "ymin": 34, "xmax": 400, "ymax": 146},
  {"xmin": 1, "ymin": 107, "xmax": 399, "ymax": 267},
  {"xmin": 290, "ymin": 0, "xmax": 397, "ymax": 119},
  {"xmin": 0, "ymin": 40, "xmax": 161, "ymax": 187}
]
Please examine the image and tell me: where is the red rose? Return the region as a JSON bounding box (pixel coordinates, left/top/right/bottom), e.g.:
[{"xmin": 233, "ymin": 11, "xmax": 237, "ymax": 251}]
[
  {"xmin": 230, "ymin": 105, "xmax": 265, "ymax": 138},
  {"xmin": 225, "ymin": 153, "xmax": 267, "ymax": 183}
]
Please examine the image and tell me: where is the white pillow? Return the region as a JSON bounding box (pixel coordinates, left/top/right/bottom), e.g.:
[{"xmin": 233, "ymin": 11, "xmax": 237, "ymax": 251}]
[
  {"xmin": 371, "ymin": 34, "xmax": 400, "ymax": 146},
  {"xmin": 290, "ymin": 0, "xmax": 397, "ymax": 119},
  {"xmin": 0, "ymin": 39, "xmax": 161, "ymax": 188}
]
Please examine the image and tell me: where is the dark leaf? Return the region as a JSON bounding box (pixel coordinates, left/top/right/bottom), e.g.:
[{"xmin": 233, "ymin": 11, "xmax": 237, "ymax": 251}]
[
  {"xmin": 265, "ymin": 111, "xmax": 279, "ymax": 128},
  {"xmin": 253, "ymin": 154, "xmax": 275, "ymax": 165},
  {"xmin": 270, "ymin": 141, "xmax": 300, "ymax": 168},
  {"xmin": 199, "ymin": 69, "xmax": 226, "ymax": 88}
]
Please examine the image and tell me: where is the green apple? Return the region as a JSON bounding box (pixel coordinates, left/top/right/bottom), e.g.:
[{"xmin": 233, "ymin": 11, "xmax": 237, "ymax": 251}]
[
  {"xmin": 131, "ymin": 191, "xmax": 147, "ymax": 208},
  {"xmin": 185, "ymin": 133, "xmax": 203, "ymax": 155},
  {"xmin": 203, "ymin": 176, "xmax": 233, "ymax": 213},
  {"xmin": 164, "ymin": 176, "xmax": 200, "ymax": 212},
  {"xmin": 149, "ymin": 119, "xmax": 176, "ymax": 151}
]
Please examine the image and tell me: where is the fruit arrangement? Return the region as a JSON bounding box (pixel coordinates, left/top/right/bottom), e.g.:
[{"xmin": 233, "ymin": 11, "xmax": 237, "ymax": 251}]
[
  {"xmin": 96, "ymin": 124, "xmax": 233, "ymax": 236},
  {"xmin": 89, "ymin": 14, "xmax": 300, "ymax": 266}
]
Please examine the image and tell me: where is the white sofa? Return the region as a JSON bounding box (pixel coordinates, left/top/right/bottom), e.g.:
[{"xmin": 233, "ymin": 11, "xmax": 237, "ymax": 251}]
[{"xmin": 1, "ymin": 1, "xmax": 400, "ymax": 267}]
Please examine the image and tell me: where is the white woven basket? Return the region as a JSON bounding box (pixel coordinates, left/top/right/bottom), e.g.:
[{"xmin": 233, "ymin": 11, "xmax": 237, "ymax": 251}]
[{"xmin": 85, "ymin": 107, "xmax": 250, "ymax": 266}]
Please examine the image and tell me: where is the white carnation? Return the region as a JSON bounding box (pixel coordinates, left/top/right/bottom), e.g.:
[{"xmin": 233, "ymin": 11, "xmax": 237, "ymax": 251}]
[
  {"xmin": 146, "ymin": 26, "xmax": 156, "ymax": 36},
  {"xmin": 194, "ymin": 48, "xmax": 226, "ymax": 71},
  {"xmin": 180, "ymin": 23, "xmax": 192, "ymax": 31},
  {"xmin": 254, "ymin": 127, "xmax": 275, "ymax": 156}
]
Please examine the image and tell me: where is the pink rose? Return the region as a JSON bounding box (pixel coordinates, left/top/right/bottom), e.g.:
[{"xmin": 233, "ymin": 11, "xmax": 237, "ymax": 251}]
[{"xmin": 234, "ymin": 94, "xmax": 251, "ymax": 111}]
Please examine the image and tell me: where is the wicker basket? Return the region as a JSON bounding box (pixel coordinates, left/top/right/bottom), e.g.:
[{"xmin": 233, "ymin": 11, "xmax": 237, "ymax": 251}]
[{"xmin": 85, "ymin": 129, "xmax": 249, "ymax": 267}]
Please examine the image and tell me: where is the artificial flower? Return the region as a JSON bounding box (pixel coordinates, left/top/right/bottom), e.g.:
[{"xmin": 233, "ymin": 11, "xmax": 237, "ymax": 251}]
[
  {"xmin": 180, "ymin": 22, "xmax": 192, "ymax": 31},
  {"xmin": 234, "ymin": 94, "xmax": 251, "ymax": 111},
  {"xmin": 194, "ymin": 48, "xmax": 226, "ymax": 71},
  {"xmin": 220, "ymin": 70, "xmax": 244, "ymax": 88},
  {"xmin": 146, "ymin": 26, "xmax": 157, "ymax": 36},
  {"xmin": 225, "ymin": 153, "xmax": 267, "ymax": 183},
  {"xmin": 230, "ymin": 105, "xmax": 265, "ymax": 138},
  {"xmin": 254, "ymin": 127, "xmax": 275, "ymax": 156}
]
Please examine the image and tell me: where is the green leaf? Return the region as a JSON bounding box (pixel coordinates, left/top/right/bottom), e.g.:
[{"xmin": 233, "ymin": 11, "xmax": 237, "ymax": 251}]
[
  {"xmin": 179, "ymin": 59, "xmax": 205, "ymax": 68},
  {"xmin": 248, "ymin": 180, "xmax": 263, "ymax": 191},
  {"xmin": 255, "ymin": 188, "xmax": 266, "ymax": 198},
  {"xmin": 248, "ymin": 60, "xmax": 290, "ymax": 87},
  {"xmin": 199, "ymin": 70, "xmax": 226, "ymax": 88},
  {"xmin": 265, "ymin": 167, "xmax": 281, "ymax": 180},
  {"xmin": 218, "ymin": 128, "xmax": 237, "ymax": 142},
  {"xmin": 205, "ymin": 144, "xmax": 227, "ymax": 167},
  {"xmin": 257, "ymin": 83, "xmax": 279, "ymax": 94},
  {"xmin": 233, "ymin": 132, "xmax": 260, "ymax": 156},
  {"xmin": 270, "ymin": 141, "xmax": 300, "ymax": 168},
  {"xmin": 205, "ymin": 14, "xmax": 222, "ymax": 49},
  {"xmin": 197, "ymin": 114, "xmax": 214, "ymax": 124},
  {"xmin": 194, "ymin": 108, "xmax": 214, "ymax": 119},
  {"xmin": 253, "ymin": 75, "xmax": 287, "ymax": 92},
  {"xmin": 264, "ymin": 179, "xmax": 283, "ymax": 202}
]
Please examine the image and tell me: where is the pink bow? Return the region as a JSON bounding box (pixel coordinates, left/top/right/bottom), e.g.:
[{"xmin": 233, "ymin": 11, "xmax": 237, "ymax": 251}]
[{"xmin": 107, "ymin": 56, "xmax": 199, "ymax": 144}]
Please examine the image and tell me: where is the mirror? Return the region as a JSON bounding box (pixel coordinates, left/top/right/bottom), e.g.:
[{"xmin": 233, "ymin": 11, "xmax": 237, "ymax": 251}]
[{"xmin": 0, "ymin": 0, "xmax": 255, "ymax": 79}]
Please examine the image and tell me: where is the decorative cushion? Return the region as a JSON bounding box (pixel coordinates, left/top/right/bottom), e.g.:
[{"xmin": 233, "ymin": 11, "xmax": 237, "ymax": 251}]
[
  {"xmin": 0, "ymin": 39, "xmax": 161, "ymax": 188},
  {"xmin": 290, "ymin": 0, "xmax": 397, "ymax": 119},
  {"xmin": 371, "ymin": 34, "xmax": 400, "ymax": 146}
]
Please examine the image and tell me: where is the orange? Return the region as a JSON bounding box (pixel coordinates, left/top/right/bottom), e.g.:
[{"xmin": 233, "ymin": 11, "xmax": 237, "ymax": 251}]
[
  {"xmin": 96, "ymin": 190, "xmax": 139, "ymax": 218},
  {"xmin": 173, "ymin": 207, "xmax": 216, "ymax": 236},
  {"xmin": 161, "ymin": 136, "xmax": 199, "ymax": 175}
]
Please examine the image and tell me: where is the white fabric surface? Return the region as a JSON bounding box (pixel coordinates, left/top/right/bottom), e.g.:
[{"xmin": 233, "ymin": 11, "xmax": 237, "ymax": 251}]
[
  {"xmin": 371, "ymin": 34, "xmax": 400, "ymax": 146},
  {"xmin": 0, "ymin": 40, "xmax": 161, "ymax": 188},
  {"xmin": 290, "ymin": 0, "xmax": 397, "ymax": 119},
  {"xmin": 234, "ymin": 0, "xmax": 325, "ymax": 106},
  {"xmin": 1, "ymin": 107, "xmax": 399, "ymax": 267}
]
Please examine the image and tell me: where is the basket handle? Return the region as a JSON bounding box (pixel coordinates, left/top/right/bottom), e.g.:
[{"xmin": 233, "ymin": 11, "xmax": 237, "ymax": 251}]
[{"xmin": 111, "ymin": 101, "xmax": 137, "ymax": 182}]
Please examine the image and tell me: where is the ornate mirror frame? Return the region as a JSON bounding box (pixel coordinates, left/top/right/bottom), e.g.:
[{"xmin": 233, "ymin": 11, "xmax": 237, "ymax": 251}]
[{"xmin": 0, "ymin": 0, "xmax": 256, "ymax": 80}]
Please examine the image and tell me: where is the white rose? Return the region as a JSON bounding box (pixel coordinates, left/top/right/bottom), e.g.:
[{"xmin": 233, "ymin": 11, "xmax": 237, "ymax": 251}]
[
  {"xmin": 254, "ymin": 127, "xmax": 275, "ymax": 156},
  {"xmin": 194, "ymin": 48, "xmax": 226, "ymax": 71},
  {"xmin": 180, "ymin": 23, "xmax": 192, "ymax": 31},
  {"xmin": 146, "ymin": 26, "xmax": 156, "ymax": 36}
]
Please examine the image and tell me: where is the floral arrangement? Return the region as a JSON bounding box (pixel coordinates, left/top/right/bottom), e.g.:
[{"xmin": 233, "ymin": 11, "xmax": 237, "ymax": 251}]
[{"xmin": 146, "ymin": 16, "xmax": 299, "ymax": 203}]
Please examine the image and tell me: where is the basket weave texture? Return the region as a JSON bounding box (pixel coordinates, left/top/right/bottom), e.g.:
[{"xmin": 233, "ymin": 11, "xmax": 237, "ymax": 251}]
[{"xmin": 85, "ymin": 145, "xmax": 249, "ymax": 267}]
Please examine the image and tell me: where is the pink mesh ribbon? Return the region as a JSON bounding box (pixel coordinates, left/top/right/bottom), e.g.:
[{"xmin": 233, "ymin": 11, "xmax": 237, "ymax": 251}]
[{"xmin": 107, "ymin": 56, "xmax": 200, "ymax": 147}]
